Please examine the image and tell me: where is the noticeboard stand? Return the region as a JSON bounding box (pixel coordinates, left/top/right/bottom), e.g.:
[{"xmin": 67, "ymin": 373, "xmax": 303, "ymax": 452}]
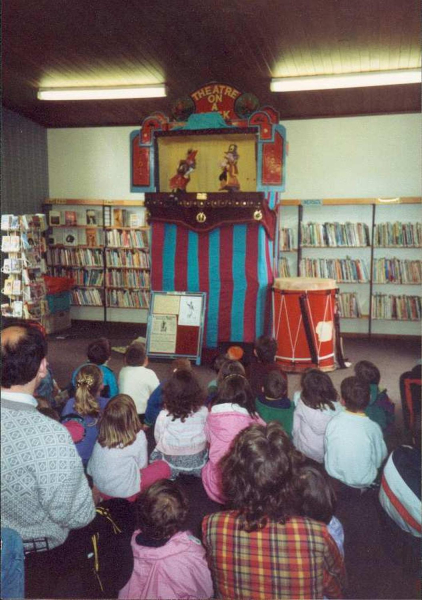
[{"xmin": 146, "ymin": 291, "xmax": 206, "ymax": 365}]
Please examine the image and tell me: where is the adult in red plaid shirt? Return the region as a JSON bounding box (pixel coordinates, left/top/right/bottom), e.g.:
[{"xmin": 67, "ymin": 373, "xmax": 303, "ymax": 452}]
[{"xmin": 203, "ymin": 422, "xmax": 346, "ymax": 599}]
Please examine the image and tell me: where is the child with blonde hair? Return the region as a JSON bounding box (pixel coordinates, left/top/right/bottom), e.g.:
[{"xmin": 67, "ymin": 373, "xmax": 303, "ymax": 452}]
[
  {"xmin": 71, "ymin": 337, "xmax": 118, "ymax": 398},
  {"xmin": 61, "ymin": 364, "xmax": 109, "ymax": 466},
  {"xmin": 150, "ymin": 369, "xmax": 208, "ymax": 479},
  {"xmin": 119, "ymin": 480, "xmax": 213, "ymax": 599},
  {"xmin": 88, "ymin": 394, "xmax": 170, "ymax": 500}
]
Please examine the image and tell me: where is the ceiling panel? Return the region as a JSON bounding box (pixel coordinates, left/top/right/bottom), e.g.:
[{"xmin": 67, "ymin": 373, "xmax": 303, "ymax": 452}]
[{"xmin": 2, "ymin": 0, "xmax": 421, "ymax": 127}]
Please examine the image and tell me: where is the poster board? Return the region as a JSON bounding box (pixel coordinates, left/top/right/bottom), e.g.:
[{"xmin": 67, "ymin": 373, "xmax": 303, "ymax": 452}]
[{"xmin": 146, "ymin": 291, "xmax": 206, "ymax": 365}]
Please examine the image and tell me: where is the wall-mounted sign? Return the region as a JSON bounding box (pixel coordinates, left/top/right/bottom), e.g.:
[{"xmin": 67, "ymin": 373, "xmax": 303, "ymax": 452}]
[{"xmin": 172, "ymin": 83, "xmax": 260, "ymax": 122}]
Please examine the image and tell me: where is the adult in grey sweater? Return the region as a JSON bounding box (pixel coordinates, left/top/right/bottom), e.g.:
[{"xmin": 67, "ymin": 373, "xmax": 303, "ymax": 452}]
[{"xmin": 1, "ymin": 324, "xmax": 96, "ymax": 551}]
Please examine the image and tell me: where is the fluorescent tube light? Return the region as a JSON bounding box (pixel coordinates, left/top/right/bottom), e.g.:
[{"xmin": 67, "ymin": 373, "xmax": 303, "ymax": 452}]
[
  {"xmin": 270, "ymin": 69, "xmax": 421, "ymax": 92},
  {"xmin": 37, "ymin": 84, "xmax": 167, "ymax": 101}
]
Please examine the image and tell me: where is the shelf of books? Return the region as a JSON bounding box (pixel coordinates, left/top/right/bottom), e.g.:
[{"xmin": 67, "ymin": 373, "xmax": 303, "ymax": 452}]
[
  {"xmin": 371, "ymin": 203, "xmax": 422, "ymax": 335},
  {"xmin": 1, "ymin": 213, "xmax": 49, "ymax": 322},
  {"xmin": 43, "ymin": 199, "xmax": 150, "ymax": 323},
  {"xmin": 276, "ymin": 198, "xmax": 421, "ymax": 337}
]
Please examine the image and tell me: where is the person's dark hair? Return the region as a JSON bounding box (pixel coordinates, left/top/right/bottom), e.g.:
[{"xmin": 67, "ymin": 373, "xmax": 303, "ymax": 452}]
[
  {"xmin": 211, "ymin": 352, "xmax": 229, "ymax": 374},
  {"xmin": 354, "ymin": 360, "xmax": 381, "ymax": 386},
  {"xmin": 340, "ymin": 376, "xmax": 370, "ymax": 412},
  {"xmin": 255, "ymin": 335, "xmax": 277, "ymax": 364},
  {"xmin": 216, "ymin": 359, "xmax": 245, "ymax": 385},
  {"xmin": 300, "ymin": 368, "xmax": 338, "ymax": 411},
  {"xmin": 1, "ymin": 324, "xmax": 47, "ymax": 387},
  {"xmin": 87, "ymin": 337, "xmax": 111, "ymax": 365},
  {"xmin": 264, "ymin": 370, "xmax": 287, "ymax": 399},
  {"xmin": 136, "ymin": 479, "xmax": 188, "ymax": 540},
  {"xmin": 212, "ymin": 373, "xmax": 257, "ymax": 417},
  {"xmin": 220, "ymin": 422, "xmax": 305, "ymax": 532},
  {"xmin": 125, "ymin": 341, "xmax": 146, "ymax": 367},
  {"xmin": 296, "ymin": 464, "xmax": 336, "ymax": 524},
  {"xmin": 37, "ymin": 406, "xmax": 60, "ymax": 421},
  {"xmin": 163, "ymin": 369, "xmax": 204, "ymax": 422}
]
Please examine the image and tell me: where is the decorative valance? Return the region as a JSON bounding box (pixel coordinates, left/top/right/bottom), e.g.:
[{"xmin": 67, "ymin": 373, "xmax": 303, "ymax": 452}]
[{"xmin": 145, "ymin": 193, "xmax": 276, "ymax": 240}]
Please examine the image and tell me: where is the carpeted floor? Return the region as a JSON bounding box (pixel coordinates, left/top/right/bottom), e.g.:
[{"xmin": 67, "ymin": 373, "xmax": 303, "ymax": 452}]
[{"xmin": 46, "ymin": 321, "xmax": 420, "ymax": 599}]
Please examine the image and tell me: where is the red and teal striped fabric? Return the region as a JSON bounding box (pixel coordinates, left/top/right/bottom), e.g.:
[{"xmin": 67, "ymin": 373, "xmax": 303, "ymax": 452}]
[{"xmin": 150, "ymin": 194, "xmax": 278, "ymax": 348}]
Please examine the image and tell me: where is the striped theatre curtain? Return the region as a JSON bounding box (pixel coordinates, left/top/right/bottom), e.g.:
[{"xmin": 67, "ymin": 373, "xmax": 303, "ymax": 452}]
[{"xmin": 150, "ymin": 220, "xmax": 274, "ymax": 348}]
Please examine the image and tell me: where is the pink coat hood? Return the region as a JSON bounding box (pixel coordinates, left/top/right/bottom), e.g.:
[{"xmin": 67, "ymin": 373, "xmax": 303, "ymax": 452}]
[
  {"xmin": 118, "ymin": 530, "xmax": 213, "ymax": 600},
  {"xmin": 202, "ymin": 406, "xmax": 264, "ymax": 503}
]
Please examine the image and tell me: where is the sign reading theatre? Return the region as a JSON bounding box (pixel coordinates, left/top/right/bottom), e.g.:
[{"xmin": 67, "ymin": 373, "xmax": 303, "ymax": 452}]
[{"xmin": 190, "ymin": 84, "xmax": 241, "ymax": 120}]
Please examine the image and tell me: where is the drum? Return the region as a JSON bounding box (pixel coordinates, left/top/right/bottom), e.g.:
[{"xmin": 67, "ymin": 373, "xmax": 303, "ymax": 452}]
[{"xmin": 273, "ymin": 277, "xmax": 338, "ymax": 373}]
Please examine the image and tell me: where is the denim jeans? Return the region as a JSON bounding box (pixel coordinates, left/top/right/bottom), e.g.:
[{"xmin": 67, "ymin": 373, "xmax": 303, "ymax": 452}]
[{"xmin": 1, "ymin": 528, "xmax": 24, "ymax": 599}]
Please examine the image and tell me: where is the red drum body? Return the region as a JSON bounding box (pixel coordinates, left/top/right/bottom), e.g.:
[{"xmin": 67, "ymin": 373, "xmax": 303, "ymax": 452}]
[{"xmin": 273, "ymin": 277, "xmax": 338, "ymax": 373}]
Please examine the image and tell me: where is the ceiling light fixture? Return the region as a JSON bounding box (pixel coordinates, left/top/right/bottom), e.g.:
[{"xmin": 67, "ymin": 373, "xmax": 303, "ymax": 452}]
[
  {"xmin": 270, "ymin": 69, "xmax": 421, "ymax": 92},
  {"xmin": 37, "ymin": 84, "xmax": 167, "ymax": 101}
]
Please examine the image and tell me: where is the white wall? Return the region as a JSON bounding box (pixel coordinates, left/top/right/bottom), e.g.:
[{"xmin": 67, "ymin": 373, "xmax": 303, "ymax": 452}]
[
  {"xmin": 48, "ymin": 114, "xmax": 422, "ymax": 200},
  {"xmin": 48, "ymin": 126, "xmax": 144, "ymax": 200},
  {"xmin": 280, "ymin": 113, "xmax": 422, "ymax": 199}
]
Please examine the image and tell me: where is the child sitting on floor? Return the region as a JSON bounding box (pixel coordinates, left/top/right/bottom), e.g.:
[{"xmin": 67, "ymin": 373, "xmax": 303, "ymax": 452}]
[
  {"xmin": 246, "ymin": 335, "xmax": 288, "ymax": 398},
  {"xmin": 325, "ymin": 376, "xmax": 387, "ymax": 490},
  {"xmin": 150, "ymin": 369, "xmax": 208, "ymax": 479},
  {"xmin": 354, "ymin": 360, "xmax": 395, "ymax": 433},
  {"xmin": 292, "ymin": 368, "xmax": 342, "ymax": 463},
  {"xmin": 119, "ymin": 341, "xmax": 159, "ymax": 421},
  {"xmin": 144, "ymin": 358, "xmax": 192, "ymax": 429},
  {"xmin": 206, "ymin": 358, "xmax": 246, "ymax": 405},
  {"xmin": 297, "ymin": 463, "xmax": 344, "ymax": 556},
  {"xmin": 118, "ymin": 480, "xmax": 213, "ymax": 600},
  {"xmin": 71, "ymin": 337, "xmax": 118, "ymax": 399},
  {"xmin": 256, "ymin": 370, "xmax": 295, "ymax": 437},
  {"xmin": 62, "ymin": 364, "xmax": 110, "ymax": 466},
  {"xmin": 202, "ymin": 373, "xmax": 264, "ymax": 504},
  {"xmin": 207, "ymin": 352, "xmax": 229, "ymax": 396},
  {"xmin": 88, "ymin": 394, "xmax": 170, "ymax": 501}
]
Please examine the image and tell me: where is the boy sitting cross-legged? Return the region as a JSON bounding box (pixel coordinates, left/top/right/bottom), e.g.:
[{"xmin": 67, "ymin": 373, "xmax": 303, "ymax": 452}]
[{"xmin": 325, "ymin": 376, "xmax": 387, "ymax": 493}]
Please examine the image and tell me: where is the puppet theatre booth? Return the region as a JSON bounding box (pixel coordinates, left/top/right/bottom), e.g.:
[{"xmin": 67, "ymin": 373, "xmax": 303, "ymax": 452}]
[{"xmin": 131, "ymin": 84, "xmax": 286, "ymax": 357}]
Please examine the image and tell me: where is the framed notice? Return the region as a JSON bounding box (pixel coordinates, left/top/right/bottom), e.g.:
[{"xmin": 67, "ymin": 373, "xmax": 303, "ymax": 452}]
[{"xmin": 146, "ymin": 291, "xmax": 206, "ymax": 365}]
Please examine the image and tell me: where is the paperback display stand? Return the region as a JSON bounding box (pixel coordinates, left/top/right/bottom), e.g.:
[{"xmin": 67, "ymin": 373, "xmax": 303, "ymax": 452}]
[{"xmin": 146, "ymin": 291, "xmax": 206, "ymax": 365}]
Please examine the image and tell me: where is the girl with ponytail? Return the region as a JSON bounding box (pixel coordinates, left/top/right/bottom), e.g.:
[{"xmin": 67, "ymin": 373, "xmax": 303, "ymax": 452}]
[{"xmin": 61, "ymin": 364, "xmax": 110, "ymax": 466}]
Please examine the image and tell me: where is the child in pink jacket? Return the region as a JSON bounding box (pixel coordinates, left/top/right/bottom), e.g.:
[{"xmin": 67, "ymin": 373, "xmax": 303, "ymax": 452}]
[
  {"xmin": 202, "ymin": 373, "xmax": 265, "ymax": 503},
  {"xmin": 119, "ymin": 480, "xmax": 213, "ymax": 600}
]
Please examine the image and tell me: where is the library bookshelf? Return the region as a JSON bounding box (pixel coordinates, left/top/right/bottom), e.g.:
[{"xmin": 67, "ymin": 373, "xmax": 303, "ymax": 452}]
[
  {"xmin": 276, "ymin": 197, "xmax": 421, "ymax": 338},
  {"xmin": 43, "ymin": 199, "xmax": 150, "ymax": 324}
]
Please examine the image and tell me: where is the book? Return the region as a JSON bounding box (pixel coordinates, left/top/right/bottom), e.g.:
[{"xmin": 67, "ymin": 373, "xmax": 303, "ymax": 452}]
[
  {"xmin": 12, "ymin": 279, "xmax": 22, "ymax": 295},
  {"xmin": 1, "ymin": 215, "xmax": 13, "ymax": 230},
  {"xmin": 63, "ymin": 228, "xmax": 79, "ymax": 246},
  {"xmin": 129, "ymin": 213, "xmax": 143, "ymax": 228},
  {"xmin": 86, "ymin": 228, "xmax": 98, "ymax": 247},
  {"xmin": 10, "ymin": 236, "xmax": 21, "ymax": 252},
  {"xmin": 10, "ymin": 258, "xmax": 22, "ymax": 273},
  {"xmin": 49, "ymin": 211, "xmax": 62, "ymax": 226},
  {"xmin": 64, "ymin": 211, "xmax": 78, "ymax": 226},
  {"xmin": 35, "ymin": 213, "xmax": 47, "ymax": 231},
  {"xmin": 2, "ymin": 258, "xmax": 11, "ymax": 274},
  {"xmin": 1, "ymin": 236, "xmax": 11, "ymax": 251},
  {"xmin": 86, "ymin": 209, "xmax": 97, "ymax": 225},
  {"xmin": 103, "ymin": 206, "xmax": 111, "ymax": 226},
  {"xmin": 3, "ymin": 277, "xmax": 14, "ymax": 295},
  {"xmin": 113, "ymin": 208, "xmax": 126, "ymax": 227},
  {"xmin": 21, "ymin": 215, "xmax": 34, "ymax": 230},
  {"xmin": 12, "ymin": 301, "xmax": 23, "ymax": 318}
]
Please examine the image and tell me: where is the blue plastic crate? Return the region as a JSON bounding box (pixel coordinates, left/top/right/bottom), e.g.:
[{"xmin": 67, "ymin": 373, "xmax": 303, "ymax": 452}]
[{"xmin": 46, "ymin": 291, "xmax": 71, "ymax": 314}]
